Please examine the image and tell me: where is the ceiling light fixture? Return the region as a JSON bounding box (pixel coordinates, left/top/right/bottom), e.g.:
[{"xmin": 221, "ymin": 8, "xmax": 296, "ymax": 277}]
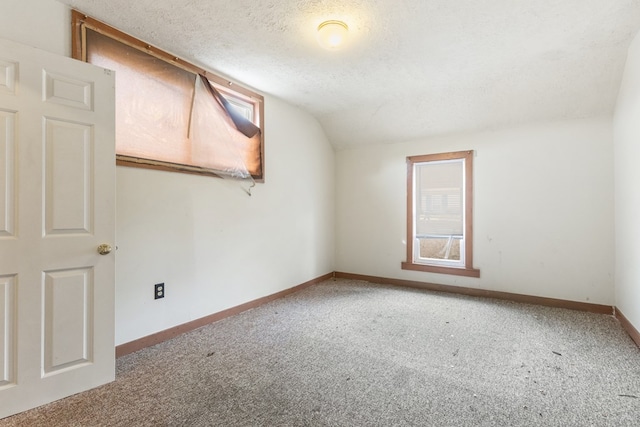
[{"xmin": 317, "ymin": 20, "xmax": 349, "ymax": 50}]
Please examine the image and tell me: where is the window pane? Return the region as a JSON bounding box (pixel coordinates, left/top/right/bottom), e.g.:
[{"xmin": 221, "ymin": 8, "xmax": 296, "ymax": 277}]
[
  {"xmin": 83, "ymin": 26, "xmax": 263, "ymax": 179},
  {"xmin": 418, "ymin": 236, "xmax": 461, "ymax": 260},
  {"xmin": 191, "ymin": 75, "xmax": 261, "ymax": 177},
  {"xmin": 415, "ymin": 160, "xmax": 464, "ymax": 237},
  {"xmin": 86, "ymin": 29, "xmax": 195, "ymax": 164},
  {"xmin": 225, "ymin": 97, "xmax": 254, "ymax": 122},
  {"xmin": 414, "ymin": 158, "xmax": 465, "ymax": 266}
]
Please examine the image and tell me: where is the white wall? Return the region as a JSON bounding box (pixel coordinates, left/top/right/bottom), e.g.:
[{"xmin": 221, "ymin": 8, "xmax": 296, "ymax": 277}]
[
  {"xmin": 0, "ymin": 0, "xmax": 70, "ymax": 57},
  {"xmin": 336, "ymin": 118, "xmax": 615, "ymax": 304},
  {"xmin": 115, "ymin": 97, "xmax": 335, "ymax": 344},
  {"xmin": 614, "ymin": 29, "xmax": 640, "ymax": 330},
  {"xmin": 1, "ymin": 0, "xmax": 335, "ymax": 345},
  {"xmin": 2, "ymin": 0, "xmax": 626, "ymax": 340}
]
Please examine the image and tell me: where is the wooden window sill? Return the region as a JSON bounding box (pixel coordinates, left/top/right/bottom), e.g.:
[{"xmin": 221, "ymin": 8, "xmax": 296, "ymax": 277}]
[{"xmin": 401, "ymin": 262, "xmax": 480, "ymax": 278}]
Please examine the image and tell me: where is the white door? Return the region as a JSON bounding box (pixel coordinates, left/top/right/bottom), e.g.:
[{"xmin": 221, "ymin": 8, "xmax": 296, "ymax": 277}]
[{"xmin": 0, "ymin": 38, "xmax": 115, "ymax": 419}]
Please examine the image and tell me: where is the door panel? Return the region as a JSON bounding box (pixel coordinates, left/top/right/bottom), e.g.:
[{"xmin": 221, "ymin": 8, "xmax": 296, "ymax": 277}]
[
  {"xmin": 0, "ymin": 274, "xmax": 16, "ymax": 387},
  {"xmin": 0, "ymin": 110, "xmax": 15, "ymax": 237},
  {"xmin": 0, "ymin": 37, "xmax": 115, "ymax": 419},
  {"xmin": 0, "ymin": 59, "xmax": 17, "ymax": 95},
  {"xmin": 43, "ymin": 70, "xmax": 93, "ymax": 110},
  {"xmin": 43, "ymin": 267, "xmax": 93, "ymax": 375},
  {"xmin": 44, "ymin": 118, "xmax": 93, "ymax": 235}
]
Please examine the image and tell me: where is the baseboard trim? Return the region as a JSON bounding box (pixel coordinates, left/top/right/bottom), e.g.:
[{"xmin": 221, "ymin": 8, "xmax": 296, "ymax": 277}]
[
  {"xmin": 334, "ymin": 271, "xmax": 614, "ymax": 315},
  {"xmin": 117, "ymin": 271, "xmax": 631, "ymax": 357},
  {"xmin": 615, "ymin": 308, "xmax": 640, "ymax": 348},
  {"xmin": 116, "ymin": 272, "xmax": 334, "ymax": 358}
]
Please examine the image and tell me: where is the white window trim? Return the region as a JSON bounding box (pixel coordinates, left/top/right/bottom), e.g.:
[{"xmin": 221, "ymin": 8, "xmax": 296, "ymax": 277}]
[{"xmin": 412, "ymin": 158, "xmax": 466, "ymax": 269}]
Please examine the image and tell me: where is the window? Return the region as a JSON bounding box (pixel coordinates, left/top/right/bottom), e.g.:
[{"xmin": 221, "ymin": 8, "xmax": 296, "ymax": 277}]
[
  {"xmin": 71, "ymin": 11, "xmax": 265, "ymax": 181},
  {"xmin": 401, "ymin": 150, "xmax": 480, "ymax": 277}
]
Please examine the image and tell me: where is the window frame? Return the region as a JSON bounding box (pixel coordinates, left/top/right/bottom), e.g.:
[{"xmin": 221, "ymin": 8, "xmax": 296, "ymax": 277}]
[
  {"xmin": 71, "ymin": 10, "xmax": 265, "ymax": 181},
  {"xmin": 401, "ymin": 150, "xmax": 480, "ymax": 278}
]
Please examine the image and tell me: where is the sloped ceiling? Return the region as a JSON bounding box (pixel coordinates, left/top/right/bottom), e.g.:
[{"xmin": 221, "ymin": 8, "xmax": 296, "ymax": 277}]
[{"xmin": 60, "ymin": 0, "xmax": 640, "ymax": 149}]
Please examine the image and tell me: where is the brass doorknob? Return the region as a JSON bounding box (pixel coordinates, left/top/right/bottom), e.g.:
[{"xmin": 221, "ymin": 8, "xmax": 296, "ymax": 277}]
[{"xmin": 97, "ymin": 244, "xmax": 112, "ymax": 255}]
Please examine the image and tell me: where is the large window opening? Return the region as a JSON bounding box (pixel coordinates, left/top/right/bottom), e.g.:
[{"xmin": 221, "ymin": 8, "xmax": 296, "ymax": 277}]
[
  {"xmin": 71, "ymin": 11, "xmax": 265, "ymax": 181},
  {"xmin": 402, "ymin": 151, "xmax": 480, "ymax": 277}
]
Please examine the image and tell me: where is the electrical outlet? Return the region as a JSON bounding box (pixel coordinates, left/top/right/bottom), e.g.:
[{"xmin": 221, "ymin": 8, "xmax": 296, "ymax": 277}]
[{"xmin": 154, "ymin": 283, "xmax": 165, "ymax": 300}]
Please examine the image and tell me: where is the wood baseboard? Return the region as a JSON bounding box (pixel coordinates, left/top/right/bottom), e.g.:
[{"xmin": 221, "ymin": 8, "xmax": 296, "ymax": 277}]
[
  {"xmin": 117, "ymin": 271, "xmax": 639, "ymax": 358},
  {"xmin": 115, "ymin": 272, "xmax": 334, "ymax": 358},
  {"xmin": 334, "ymin": 271, "xmax": 614, "ymax": 315},
  {"xmin": 615, "ymin": 308, "xmax": 640, "ymax": 348}
]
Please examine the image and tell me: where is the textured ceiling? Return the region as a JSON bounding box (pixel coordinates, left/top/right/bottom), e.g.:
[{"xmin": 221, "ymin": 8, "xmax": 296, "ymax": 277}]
[{"xmin": 60, "ymin": 0, "xmax": 640, "ymax": 149}]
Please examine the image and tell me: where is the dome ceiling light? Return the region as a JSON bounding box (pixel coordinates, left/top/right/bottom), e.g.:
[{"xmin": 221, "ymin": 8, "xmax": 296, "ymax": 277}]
[{"xmin": 316, "ymin": 20, "xmax": 349, "ymax": 50}]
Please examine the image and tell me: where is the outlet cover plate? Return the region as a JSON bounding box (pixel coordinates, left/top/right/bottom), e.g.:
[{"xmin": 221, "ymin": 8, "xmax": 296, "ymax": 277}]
[{"xmin": 155, "ymin": 283, "xmax": 165, "ymax": 299}]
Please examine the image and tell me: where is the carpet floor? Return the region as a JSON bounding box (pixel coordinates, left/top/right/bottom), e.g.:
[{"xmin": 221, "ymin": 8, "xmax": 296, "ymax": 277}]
[{"xmin": 2, "ymin": 278, "xmax": 639, "ymax": 426}]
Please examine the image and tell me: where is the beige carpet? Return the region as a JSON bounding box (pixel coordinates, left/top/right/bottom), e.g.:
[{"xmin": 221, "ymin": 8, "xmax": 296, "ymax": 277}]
[{"xmin": 2, "ymin": 279, "xmax": 639, "ymax": 426}]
